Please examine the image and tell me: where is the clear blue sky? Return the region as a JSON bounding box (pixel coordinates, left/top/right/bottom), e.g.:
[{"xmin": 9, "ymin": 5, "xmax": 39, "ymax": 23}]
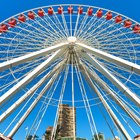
[{"xmin": 0, "ymin": 0, "xmax": 140, "ymax": 140}]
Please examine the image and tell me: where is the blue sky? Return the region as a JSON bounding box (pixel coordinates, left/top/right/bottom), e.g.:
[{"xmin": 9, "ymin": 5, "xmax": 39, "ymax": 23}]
[
  {"xmin": 0, "ymin": 0, "xmax": 140, "ymax": 23},
  {"xmin": 0, "ymin": 0, "xmax": 140, "ymax": 140}
]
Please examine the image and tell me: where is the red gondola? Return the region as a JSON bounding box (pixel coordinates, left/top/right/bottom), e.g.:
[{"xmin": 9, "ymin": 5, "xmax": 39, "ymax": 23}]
[
  {"xmin": 78, "ymin": 7, "xmax": 83, "ymax": 14},
  {"xmin": 87, "ymin": 7, "xmax": 93, "ymax": 16},
  {"xmin": 38, "ymin": 9, "xmax": 44, "ymax": 17},
  {"xmin": 106, "ymin": 12, "xmax": 112, "ymax": 20},
  {"xmin": 18, "ymin": 14, "xmax": 26, "ymax": 22},
  {"xmin": 58, "ymin": 6, "xmax": 63, "ymax": 14},
  {"xmin": 97, "ymin": 9, "xmax": 103, "ymax": 18},
  {"xmin": 28, "ymin": 11, "xmax": 35, "ymax": 19},
  {"xmin": 48, "ymin": 7, "xmax": 53, "ymax": 15},
  {"xmin": 8, "ymin": 18, "xmax": 17, "ymax": 27},
  {"xmin": 133, "ymin": 24, "xmax": 140, "ymax": 33},
  {"xmin": 134, "ymin": 135, "xmax": 140, "ymax": 140},
  {"xmin": 68, "ymin": 6, "xmax": 73, "ymax": 14},
  {"xmin": 0, "ymin": 24, "xmax": 8, "ymax": 33},
  {"xmin": 115, "ymin": 15, "xmax": 122, "ymax": 23},
  {"xmin": 124, "ymin": 20, "xmax": 132, "ymax": 28}
]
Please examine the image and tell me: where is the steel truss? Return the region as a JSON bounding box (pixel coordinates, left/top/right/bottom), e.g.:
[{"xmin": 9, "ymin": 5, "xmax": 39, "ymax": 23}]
[{"xmin": 0, "ymin": 4, "xmax": 140, "ymax": 140}]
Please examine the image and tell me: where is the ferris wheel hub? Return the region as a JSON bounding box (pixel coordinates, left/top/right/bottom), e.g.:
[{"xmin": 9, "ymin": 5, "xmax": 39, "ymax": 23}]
[{"xmin": 67, "ymin": 36, "xmax": 77, "ymax": 44}]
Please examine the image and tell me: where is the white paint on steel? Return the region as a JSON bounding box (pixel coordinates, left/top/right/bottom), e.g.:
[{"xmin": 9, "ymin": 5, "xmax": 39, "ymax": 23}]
[
  {"xmin": 76, "ymin": 42, "xmax": 140, "ymax": 75},
  {"xmin": 0, "ymin": 60, "xmax": 65, "ymax": 122},
  {"xmin": 80, "ymin": 62, "xmax": 132, "ymax": 140},
  {"xmin": 0, "ymin": 50, "xmax": 62, "ymax": 105},
  {"xmin": 71, "ymin": 54, "xmax": 76, "ymax": 140},
  {"xmin": 80, "ymin": 52, "xmax": 140, "ymax": 107},
  {"xmin": 80, "ymin": 59, "xmax": 140, "ymax": 126},
  {"xmin": 67, "ymin": 36, "xmax": 77, "ymax": 44},
  {"xmin": 7, "ymin": 72, "xmax": 59, "ymax": 138},
  {"xmin": 0, "ymin": 42, "xmax": 68, "ymax": 71}
]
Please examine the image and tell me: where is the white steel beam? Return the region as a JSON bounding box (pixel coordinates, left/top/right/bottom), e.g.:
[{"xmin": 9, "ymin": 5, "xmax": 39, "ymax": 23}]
[
  {"xmin": 0, "ymin": 42, "xmax": 68, "ymax": 71},
  {"xmin": 79, "ymin": 60, "xmax": 140, "ymax": 126},
  {"xmin": 78, "ymin": 60, "xmax": 132, "ymax": 140},
  {"xmin": 0, "ymin": 50, "xmax": 62, "ymax": 105},
  {"xmin": 7, "ymin": 71, "xmax": 59, "ymax": 138},
  {"xmin": 76, "ymin": 42, "xmax": 140, "ymax": 75},
  {"xmin": 0, "ymin": 60, "xmax": 65, "ymax": 122},
  {"xmin": 80, "ymin": 52, "xmax": 140, "ymax": 107},
  {"xmin": 0, "ymin": 133, "xmax": 11, "ymax": 140}
]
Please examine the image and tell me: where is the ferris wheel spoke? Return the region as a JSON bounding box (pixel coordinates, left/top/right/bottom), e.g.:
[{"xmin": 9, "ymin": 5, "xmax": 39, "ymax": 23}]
[
  {"xmin": 51, "ymin": 54, "xmax": 70, "ymax": 140},
  {"xmin": 16, "ymin": 20, "xmax": 50, "ymax": 39},
  {"xmin": 0, "ymin": 42, "xmax": 68, "ymax": 71},
  {"xmin": 19, "ymin": 17, "xmax": 65, "ymax": 42},
  {"xmin": 0, "ymin": 29, "xmax": 46, "ymax": 45},
  {"xmin": 80, "ymin": 52, "xmax": 140, "ymax": 106},
  {"xmin": 96, "ymin": 24, "xmax": 134, "ymax": 40},
  {"xmin": 77, "ymin": 42, "xmax": 140, "ymax": 75},
  {"xmin": 98, "ymin": 36, "xmax": 140, "ymax": 45},
  {"xmin": 3, "ymin": 22, "xmax": 46, "ymax": 40},
  {"xmin": 78, "ymin": 52, "xmax": 140, "ymax": 121},
  {"xmin": 0, "ymin": 56, "xmax": 46, "ymax": 80},
  {"xmin": 0, "ymin": 35, "xmax": 45, "ymax": 47},
  {"xmin": 13, "ymin": 23, "xmax": 48, "ymax": 41},
  {"xmin": 42, "ymin": 12, "xmax": 67, "ymax": 39},
  {"xmin": 28, "ymin": 58, "xmax": 66, "ymax": 138},
  {"xmin": 75, "ymin": 13, "xmax": 89, "ymax": 37},
  {"xmin": 92, "ymin": 18, "xmax": 129, "ymax": 39},
  {"xmin": 33, "ymin": 17, "xmax": 66, "ymax": 41},
  {"xmin": 23, "ymin": 14, "xmax": 63, "ymax": 39},
  {"xmin": 80, "ymin": 59, "xmax": 140, "ymax": 126},
  {"xmin": 0, "ymin": 55, "xmax": 62, "ymax": 94},
  {"xmin": 103, "ymin": 62, "xmax": 140, "ymax": 89},
  {"xmin": 7, "ymin": 69, "xmax": 60, "ymax": 138},
  {"xmin": 78, "ymin": 12, "xmax": 110, "ymax": 40},
  {"xmin": 74, "ymin": 54, "xmax": 100, "ymax": 140},
  {"xmin": 103, "ymin": 92, "xmax": 137, "ymax": 135},
  {"xmin": 76, "ymin": 10, "xmax": 99, "ymax": 38},
  {"xmin": 0, "ymin": 49, "xmax": 63, "ymax": 105},
  {"xmin": 92, "ymin": 19, "xmax": 124, "ymax": 38},
  {"xmin": 74, "ymin": 13, "xmax": 80, "ymax": 37},
  {"xmin": 69, "ymin": 13, "xmax": 73, "ymax": 37},
  {"xmin": 14, "ymin": 21, "xmax": 66, "ymax": 44},
  {"xmin": 81, "ymin": 57, "xmax": 140, "ymax": 116},
  {"xmin": 61, "ymin": 12, "xmax": 70, "ymax": 36},
  {"xmin": 0, "ymin": 58, "xmax": 66, "ymax": 123},
  {"xmin": 53, "ymin": 11, "xmax": 69, "ymax": 37},
  {"xmin": 71, "ymin": 53, "xmax": 76, "ymax": 140},
  {"xmin": 96, "ymin": 25, "xmax": 136, "ymax": 42},
  {"xmin": 77, "ymin": 59, "xmax": 132, "ymax": 140},
  {"xmin": 34, "ymin": 14, "xmax": 66, "ymax": 39},
  {"xmin": 77, "ymin": 15, "xmax": 105, "ymax": 39}
]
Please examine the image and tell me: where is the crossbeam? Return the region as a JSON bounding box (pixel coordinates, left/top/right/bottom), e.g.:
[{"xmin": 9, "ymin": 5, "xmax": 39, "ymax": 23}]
[
  {"xmin": 76, "ymin": 42, "xmax": 140, "ymax": 75},
  {"xmin": 0, "ymin": 50, "xmax": 62, "ymax": 105},
  {"xmin": 78, "ymin": 59, "xmax": 132, "ymax": 140},
  {"xmin": 0, "ymin": 59, "xmax": 66, "ymax": 122},
  {"xmin": 0, "ymin": 42, "xmax": 68, "ymax": 71},
  {"xmin": 79, "ymin": 59, "xmax": 140, "ymax": 126},
  {"xmin": 80, "ymin": 52, "xmax": 140, "ymax": 107},
  {"xmin": 7, "ymin": 71, "xmax": 59, "ymax": 138}
]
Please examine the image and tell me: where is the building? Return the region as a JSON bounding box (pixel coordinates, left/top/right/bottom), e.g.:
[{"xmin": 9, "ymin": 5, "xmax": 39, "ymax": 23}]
[
  {"xmin": 57, "ymin": 104, "xmax": 76, "ymax": 138},
  {"xmin": 134, "ymin": 135, "xmax": 140, "ymax": 140},
  {"xmin": 26, "ymin": 135, "xmax": 39, "ymax": 140},
  {"xmin": 114, "ymin": 136, "xmax": 120, "ymax": 140},
  {"xmin": 93, "ymin": 133, "xmax": 105, "ymax": 140},
  {"xmin": 42, "ymin": 126, "xmax": 53, "ymax": 140},
  {"xmin": 61, "ymin": 137, "xmax": 86, "ymax": 140}
]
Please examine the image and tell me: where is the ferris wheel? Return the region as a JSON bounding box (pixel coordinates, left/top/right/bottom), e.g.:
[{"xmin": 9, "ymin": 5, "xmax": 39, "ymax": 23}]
[{"xmin": 0, "ymin": 4, "xmax": 140, "ymax": 140}]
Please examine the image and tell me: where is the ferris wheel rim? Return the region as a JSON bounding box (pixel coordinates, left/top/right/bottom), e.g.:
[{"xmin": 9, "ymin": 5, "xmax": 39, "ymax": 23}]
[{"xmin": 0, "ymin": 3, "xmax": 140, "ymax": 140}]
